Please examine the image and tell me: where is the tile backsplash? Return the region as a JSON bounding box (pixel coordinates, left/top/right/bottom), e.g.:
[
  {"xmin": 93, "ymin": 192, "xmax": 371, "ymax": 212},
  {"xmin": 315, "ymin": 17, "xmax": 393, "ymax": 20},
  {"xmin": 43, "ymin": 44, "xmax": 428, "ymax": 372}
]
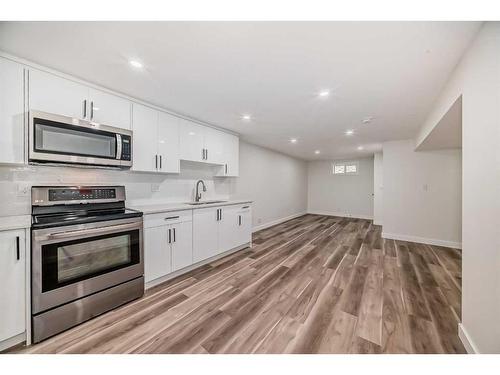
[{"xmin": 0, "ymin": 161, "xmax": 236, "ymax": 216}]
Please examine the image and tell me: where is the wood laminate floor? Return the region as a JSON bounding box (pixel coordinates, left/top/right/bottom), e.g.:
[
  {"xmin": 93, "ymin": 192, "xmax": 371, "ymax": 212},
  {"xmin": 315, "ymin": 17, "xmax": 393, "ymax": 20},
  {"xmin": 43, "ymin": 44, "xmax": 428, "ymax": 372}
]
[{"xmin": 18, "ymin": 215, "xmax": 465, "ymax": 354}]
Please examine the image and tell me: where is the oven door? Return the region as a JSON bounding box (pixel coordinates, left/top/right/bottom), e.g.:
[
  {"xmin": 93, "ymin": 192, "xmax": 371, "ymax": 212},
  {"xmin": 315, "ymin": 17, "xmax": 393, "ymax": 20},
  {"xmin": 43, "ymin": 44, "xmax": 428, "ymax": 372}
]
[
  {"xmin": 29, "ymin": 110, "xmax": 132, "ymax": 168},
  {"xmin": 31, "ymin": 217, "xmax": 143, "ymax": 314}
]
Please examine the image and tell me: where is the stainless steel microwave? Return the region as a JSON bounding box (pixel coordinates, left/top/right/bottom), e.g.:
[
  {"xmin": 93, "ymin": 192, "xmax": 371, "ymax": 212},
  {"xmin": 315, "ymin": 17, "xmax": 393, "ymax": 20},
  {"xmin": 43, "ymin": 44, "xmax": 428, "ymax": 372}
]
[{"xmin": 29, "ymin": 110, "xmax": 133, "ymax": 168}]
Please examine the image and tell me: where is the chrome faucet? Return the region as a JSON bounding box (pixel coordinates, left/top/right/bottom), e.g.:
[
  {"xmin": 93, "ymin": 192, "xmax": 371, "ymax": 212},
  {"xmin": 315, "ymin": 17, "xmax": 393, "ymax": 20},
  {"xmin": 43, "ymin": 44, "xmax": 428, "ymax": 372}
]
[{"xmin": 195, "ymin": 180, "xmax": 207, "ymax": 202}]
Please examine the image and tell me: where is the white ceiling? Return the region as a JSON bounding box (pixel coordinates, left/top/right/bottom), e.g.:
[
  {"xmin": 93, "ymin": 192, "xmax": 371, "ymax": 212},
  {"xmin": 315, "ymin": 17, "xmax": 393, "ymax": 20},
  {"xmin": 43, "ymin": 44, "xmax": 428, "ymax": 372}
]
[{"xmin": 0, "ymin": 21, "xmax": 480, "ymax": 160}]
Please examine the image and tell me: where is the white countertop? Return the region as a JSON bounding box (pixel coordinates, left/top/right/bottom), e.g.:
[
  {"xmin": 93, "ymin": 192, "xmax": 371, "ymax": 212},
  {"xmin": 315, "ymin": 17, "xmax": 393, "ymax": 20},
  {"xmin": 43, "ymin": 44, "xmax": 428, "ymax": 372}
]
[
  {"xmin": 129, "ymin": 199, "xmax": 252, "ymax": 215},
  {"xmin": 0, "ymin": 215, "xmax": 31, "ymax": 231}
]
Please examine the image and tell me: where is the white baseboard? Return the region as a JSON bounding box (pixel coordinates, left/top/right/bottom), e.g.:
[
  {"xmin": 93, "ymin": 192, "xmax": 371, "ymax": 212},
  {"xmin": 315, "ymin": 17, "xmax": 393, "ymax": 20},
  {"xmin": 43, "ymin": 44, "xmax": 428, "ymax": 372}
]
[
  {"xmin": 307, "ymin": 210, "xmax": 373, "ymax": 221},
  {"xmin": 146, "ymin": 242, "xmax": 251, "ymax": 289},
  {"xmin": 252, "ymin": 212, "xmax": 307, "ymax": 233},
  {"xmin": 0, "ymin": 332, "xmax": 25, "ymax": 352},
  {"xmin": 373, "ymin": 220, "xmax": 383, "ymax": 226},
  {"xmin": 382, "ymin": 232, "xmax": 462, "ymax": 249},
  {"xmin": 458, "ymin": 323, "xmax": 479, "ymax": 354}
]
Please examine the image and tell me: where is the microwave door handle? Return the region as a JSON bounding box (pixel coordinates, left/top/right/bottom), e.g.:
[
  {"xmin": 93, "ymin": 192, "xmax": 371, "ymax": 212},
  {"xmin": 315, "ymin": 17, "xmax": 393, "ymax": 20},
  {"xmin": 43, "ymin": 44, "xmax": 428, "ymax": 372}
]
[
  {"xmin": 116, "ymin": 134, "xmax": 122, "ymax": 160},
  {"xmin": 47, "ymin": 222, "xmax": 140, "ymax": 240}
]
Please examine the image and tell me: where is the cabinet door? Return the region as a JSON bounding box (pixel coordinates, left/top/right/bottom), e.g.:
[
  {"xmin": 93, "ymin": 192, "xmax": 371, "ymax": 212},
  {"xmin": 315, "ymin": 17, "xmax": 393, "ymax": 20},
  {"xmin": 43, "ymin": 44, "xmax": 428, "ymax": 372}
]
[
  {"xmin": 0, "ymin": 230, "xmax": 26, "ymax": 342},
  {"xmin": 218, "ymin": 205, "xmax": 241, "ymax": 253},
  {"xmin": 238, "ymin": 207, "xmax": 252, "ymax": 246},
  {"xmin": 226, "ymin": 134, "xmax": 239, "ymax": 176},
  {"xmin": 203, "ymin": 127, "xmax": 225, "ymax": 165},
  {"xmin": 88, "ymin": 88, "xmax": 131, "ymax": 130},
  {"xmin": 193, "ymin": 207, "xmax": 219, "ymax": 263},
  {"xmin": 0, "ymin": 58, "xmax": 25, "ymax": 164},
  {"xmin": 132, "ymin": 103, "xmax": 158, "ymax": 172},
  {"xmin": 29, "ymin": 69, "xmax": 89, "ymax": 119},
  {"xmin": 215, "ymin": 133, "xmax": 239, "ymax": 177},
  {"xmin": 144, "ymin": 226, "xmax": 171, "ymax": 283},
  {"xmin": 171, "ymin": 221, "xmax": 193, "ymax": 272},
  {"xmin": 158, "ymin": 111, "xmax": 180, "ymax": 173},
  {"xmin": 179, "ymin": 119, "xmax": 205, "ymax": 163}
]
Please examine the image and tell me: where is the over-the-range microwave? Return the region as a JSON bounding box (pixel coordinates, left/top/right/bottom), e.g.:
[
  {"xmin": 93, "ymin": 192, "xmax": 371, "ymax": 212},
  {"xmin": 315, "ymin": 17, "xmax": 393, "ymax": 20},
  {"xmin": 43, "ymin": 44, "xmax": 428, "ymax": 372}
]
[{"xmin": 28, "ymin": 110, "xmax": 133, "ymax": 168}]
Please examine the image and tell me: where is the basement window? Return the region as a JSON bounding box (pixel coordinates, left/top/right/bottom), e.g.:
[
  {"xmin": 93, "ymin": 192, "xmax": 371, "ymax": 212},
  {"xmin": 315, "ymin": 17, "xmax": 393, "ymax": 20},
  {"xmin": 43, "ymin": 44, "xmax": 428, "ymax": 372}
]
[{"xmin": 333, "ymin": 162, "xmax": 359, "ymax": 175}]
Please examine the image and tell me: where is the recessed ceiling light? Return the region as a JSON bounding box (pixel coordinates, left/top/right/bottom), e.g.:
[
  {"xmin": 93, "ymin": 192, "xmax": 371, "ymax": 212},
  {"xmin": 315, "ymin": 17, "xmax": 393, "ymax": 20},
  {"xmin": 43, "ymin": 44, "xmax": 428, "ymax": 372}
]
[
  {"xmin": 362, "ymin": 116, "xmax": 373, "ymax": 124},
  {"xmin": 318, "ymin": 90, "xmax": 330, "ymax": 98},
  {"xmin": 129, "ymin": 60, "xmax": 143, "ymax": 69},
  {"xmin": 345, "ymin": 129, "xmax": 354, "ymax": 136},
  {"xmin": 290, "ymin": 138, "xmax": 298, "ymax": 144},
  {"xmin": 314, "ymin": 150, "xmax": 321, "ymax": 155},
  {"xmin": 241, "ymin": 114, "xmax": 251, "ymax": 121},
  {"xmin": 357, "ymin": 146, "xmax": 364, "ymax": 151}
]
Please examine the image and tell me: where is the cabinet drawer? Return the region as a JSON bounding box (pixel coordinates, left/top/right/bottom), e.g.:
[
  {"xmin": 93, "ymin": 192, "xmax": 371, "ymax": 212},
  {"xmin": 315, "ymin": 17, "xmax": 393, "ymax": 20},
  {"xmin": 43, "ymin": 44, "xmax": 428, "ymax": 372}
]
[{"xmin": 144, "ymin": 209, "xmax": 193, "ymax": 228}]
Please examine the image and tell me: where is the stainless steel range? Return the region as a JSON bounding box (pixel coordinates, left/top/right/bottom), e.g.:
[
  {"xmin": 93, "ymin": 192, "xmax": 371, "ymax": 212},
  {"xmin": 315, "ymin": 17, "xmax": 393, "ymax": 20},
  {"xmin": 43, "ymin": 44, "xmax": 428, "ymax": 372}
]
[{"xmin": 30, "ymin": 186, "xmax": 144, "ymax": 343}]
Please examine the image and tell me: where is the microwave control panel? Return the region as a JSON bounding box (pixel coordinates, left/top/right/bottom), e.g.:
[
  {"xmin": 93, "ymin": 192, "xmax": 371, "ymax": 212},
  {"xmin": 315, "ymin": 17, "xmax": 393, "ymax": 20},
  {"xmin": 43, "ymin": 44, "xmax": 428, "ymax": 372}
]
[{"xmin": 121, "ymin": 135, "xmax": 131, "ymax": 161}]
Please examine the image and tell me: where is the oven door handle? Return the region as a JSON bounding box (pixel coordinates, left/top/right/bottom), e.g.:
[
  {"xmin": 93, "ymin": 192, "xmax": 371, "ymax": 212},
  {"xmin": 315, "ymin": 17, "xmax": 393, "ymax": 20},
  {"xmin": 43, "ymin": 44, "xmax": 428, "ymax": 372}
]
[{"xmin": 47, "ymin": 222, "xmax": 140, "ymax": 240}]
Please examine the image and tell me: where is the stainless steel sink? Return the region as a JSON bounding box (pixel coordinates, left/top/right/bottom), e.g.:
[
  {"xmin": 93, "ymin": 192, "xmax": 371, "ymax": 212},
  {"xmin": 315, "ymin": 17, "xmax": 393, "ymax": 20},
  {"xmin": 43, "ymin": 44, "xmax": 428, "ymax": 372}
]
[{"xmin": 186, "ymin": 200, "xmax": 227, "ymax": 206}]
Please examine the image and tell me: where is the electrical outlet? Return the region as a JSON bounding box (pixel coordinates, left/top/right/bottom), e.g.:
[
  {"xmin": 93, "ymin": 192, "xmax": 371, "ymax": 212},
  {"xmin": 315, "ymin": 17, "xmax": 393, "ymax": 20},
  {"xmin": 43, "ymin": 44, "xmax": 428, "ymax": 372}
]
[
  {"xmin": 151, "ymin": 183, "xmax": 160, "ymax": 192},
  {"xmin": 17, "ymin": 183, "xmax": 30, "ymax": 197}
]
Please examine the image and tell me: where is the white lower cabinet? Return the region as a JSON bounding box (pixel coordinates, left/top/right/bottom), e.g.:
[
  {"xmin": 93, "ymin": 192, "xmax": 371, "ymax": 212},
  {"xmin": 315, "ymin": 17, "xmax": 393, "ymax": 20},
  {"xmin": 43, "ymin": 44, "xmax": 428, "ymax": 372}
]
[
  {"xmin": 171, "ymin": 221, "xmax": 193, "ymax": 272},
  {"xmin": 144, "ymin": 210, "xmax": 192, "ymax": 283},
  {"xmin": 144, "ymin": 204, "xmax": 251, "ymax": 285},
  {"xmin": 192, "ymin": 207, "xmax": 219, "ymax": 263},
  {"xmin": 193, "ymin": 204, "xmax": 252, "ymax": 264},
  {"xmin": 144, "ymin": 225, "xmax": 172, "ymax": 283},
  {"xmin": 0, "ymin": 229, "xmax": 26, "ymax": 345}
]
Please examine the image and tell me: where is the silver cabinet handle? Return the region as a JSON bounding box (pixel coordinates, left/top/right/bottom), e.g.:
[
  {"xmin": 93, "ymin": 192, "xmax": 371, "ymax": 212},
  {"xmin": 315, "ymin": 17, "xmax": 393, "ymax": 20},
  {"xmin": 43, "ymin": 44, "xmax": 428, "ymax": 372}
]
[
  {"xmin": 225, "ymin": 164, "xmax": 227, "ymax": 175},
  {"xmin": 238, "ymin": 215, "xmax": 241, "ymax": 226},
  {"xmin": 47, "ymin": 222, "xmax": 140, "ymax": 240},
  {"xmin": 173, "ymin": 228, "xmax": 176, "ymax": 243},
  {"xmin": 164, "ymin": 216, "xmax": 179, "ymax": 221},
  {"xmin": 159, "ymin": 155, "xmax": 162, "ymax": 169},
  {"xmin": 90, "ymin": 101, "xmax": 94, "ymax": 120},
  {"xmin": 202, "ymin": 149, "xmax": 205, "ymax": 160},
  {"xmin": 83, "ymin": 100, "xmax": 87, "ymax": 119},
  {"xmin": 242, "ymin": 206, "xmax": 249, "ymax": 209},
  {"xmin": 206, "ymin": 149, "xmax": 208, "ymax": 160},
  {"xmin": 168, "ymin": 228, "xmax": 171, "ymax": 244},
  {"xmin": 16, "ymin": 236, "xmax": 20, "ymax": 260},
  {"xmin": 155, "ymin": 154, "xmax": 158, "ymax": 169}
]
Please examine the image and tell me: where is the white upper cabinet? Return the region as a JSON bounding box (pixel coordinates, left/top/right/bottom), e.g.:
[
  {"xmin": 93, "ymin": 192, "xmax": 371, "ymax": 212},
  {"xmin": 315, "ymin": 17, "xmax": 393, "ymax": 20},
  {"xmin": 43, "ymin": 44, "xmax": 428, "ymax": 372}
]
[
  {"xmin": 216, "ymin": 132, "xmax": 239, "ymax": 177},
  {"xmin": 132, "ymin": 103, "xmax": 180, "ymax": 174},
  {"xmin": 0, "ymin": 229, "xmax": 26, "ymax": 343},
  {"xmin": 29, "ymin": 70, "xmax": 131, "ymax": 130},
  {"xmin": 204, "ymin": 127, "xmax": 225, "ymax": 165},
  {"xmin": 179, "ymin": 118, "xmax": 239, "ymax": 174},
  {"xmin": 88, "ymin": 88, "xmax": 131, "ymax": 129},
  {"xmin": 158, "ymin": 111, "xmax": 180, "ymax": 173},
  {"xmin": 0, "ymin": 57, "xmax": 25, "ymax": 164},
  {"xmin": 29, "ymin": 69, "xmax": 88, "ymax": 120},
  {"xmin": 179, "ymin": 119, "xmax": 205, "ymax": 163},
  {"xmin": 132, "ymin": 103, "xmax": 158, "ymax": 173}
]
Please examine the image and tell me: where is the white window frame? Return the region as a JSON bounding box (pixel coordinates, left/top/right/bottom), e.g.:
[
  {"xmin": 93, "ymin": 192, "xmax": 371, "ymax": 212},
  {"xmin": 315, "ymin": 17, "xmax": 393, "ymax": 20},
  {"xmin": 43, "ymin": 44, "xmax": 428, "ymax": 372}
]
[{"xmin": 332, "ymin": 161, "xmax": 359, "ymax": 175}]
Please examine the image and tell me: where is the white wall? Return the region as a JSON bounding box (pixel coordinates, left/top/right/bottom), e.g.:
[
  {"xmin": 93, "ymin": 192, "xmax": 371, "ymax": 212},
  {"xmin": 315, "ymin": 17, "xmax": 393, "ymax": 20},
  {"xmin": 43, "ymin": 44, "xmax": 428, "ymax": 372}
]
[
  {"xmin": 415, "ymin": 22, "xmax": 500, "ymax": 354},
  {"xmin": 231, "ymin": 141, "xmax": 308, "ymax": 230},
  {"xmin": 307, "ymin": 158, "xmax": 374, "ymax": 219},
  {"xmin": 382, "ymin": 140, "xmax": 462, "ymax": 248},
  {"xmin": 0, "ymin": 140, "xmax": 308, "ymax": 231},
  {"xmin": 373, "ymin": 152, "xmax": 383, "ymax": 225}
]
